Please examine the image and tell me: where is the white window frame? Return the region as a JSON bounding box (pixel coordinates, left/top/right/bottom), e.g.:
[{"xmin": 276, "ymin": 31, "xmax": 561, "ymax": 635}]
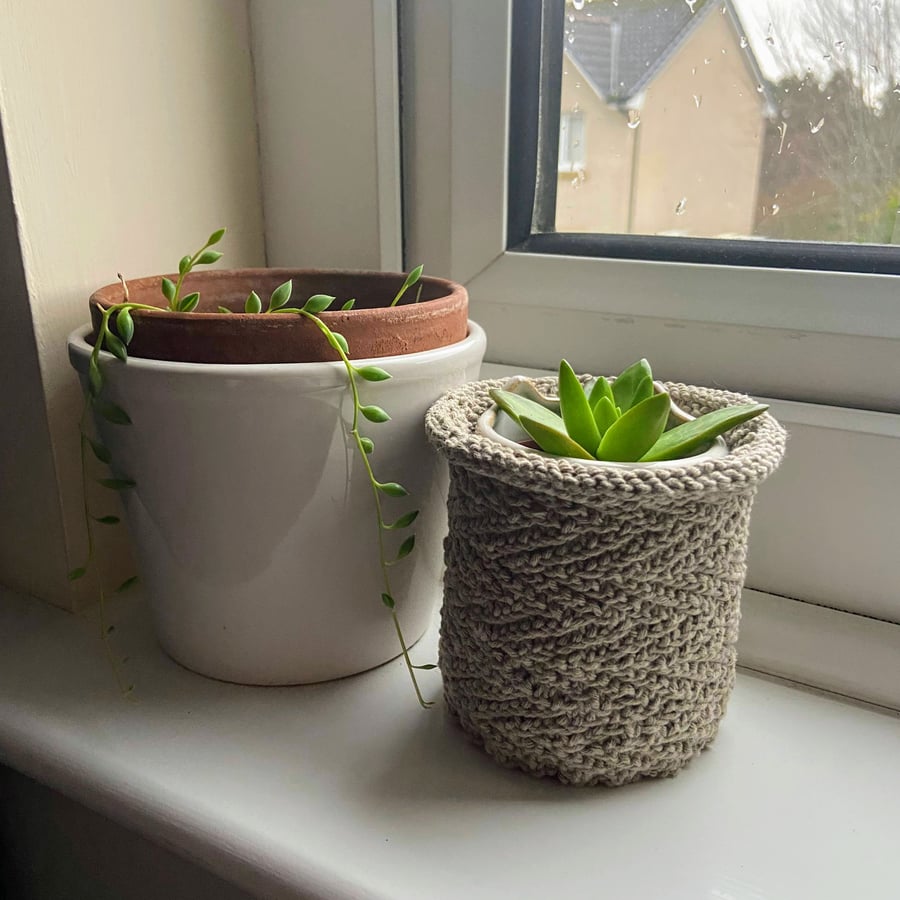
[
  {"xmin": 403, "ymin": 0, "xmax": 899, "ymax": 413},
  {"xmin": 402, "ymin": 0, "xmax": 900, "ymax": 708}
]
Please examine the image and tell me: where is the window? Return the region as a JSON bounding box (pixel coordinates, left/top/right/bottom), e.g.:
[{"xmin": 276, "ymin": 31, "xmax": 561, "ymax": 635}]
[
  {"xmin": 401, "ymin": 0, "xmax": 900, "ymax": 706},
  {"xmin": 556, "ymin": 0, "xmax": 900, "ymax": 246}
]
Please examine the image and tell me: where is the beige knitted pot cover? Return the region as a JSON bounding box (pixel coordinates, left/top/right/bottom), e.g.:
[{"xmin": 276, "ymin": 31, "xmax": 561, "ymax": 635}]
[{"xmin": 425, "ymin": 378, "xmax": 786, "ymax": 787}]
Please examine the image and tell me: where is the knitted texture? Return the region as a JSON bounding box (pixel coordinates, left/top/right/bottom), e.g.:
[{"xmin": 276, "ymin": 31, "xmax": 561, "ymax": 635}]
[{"xmin": 425, "ymin": 378, "xmax": 786, "ymax": 787}]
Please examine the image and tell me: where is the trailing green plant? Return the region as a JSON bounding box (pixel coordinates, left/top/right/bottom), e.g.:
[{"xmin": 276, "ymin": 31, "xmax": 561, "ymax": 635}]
[
  {"xmin": 71, "ymin": 228, "xmax": 434, "ymax": 706},
  {"xmin": 490, "ymin": 359, "xmax": 768, "ymax": 463}
]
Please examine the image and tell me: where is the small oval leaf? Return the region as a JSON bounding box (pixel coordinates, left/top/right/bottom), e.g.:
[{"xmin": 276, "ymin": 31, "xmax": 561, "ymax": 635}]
[
  {"xmin": 377, "ymin": 481, "xmax": 408, "ymax": 497},
  {"xmin": 396, "ymin": 535, "xmax": 416, "ymax": 560},
  {"xmin": 381, "ymin": 592, "xmax": 396, "ymax": 609},
  {"xmin": 87, "ymin": 436, "xmax": 112, "ymax": 464},
  {"xmin": 207, "ymin": 227, "xmax": 226, "ymax": 246},
  {"xmin": 244, "ymin": 291, "xmax": 262, "ymax": 314},
  {"xmin": 178, "ymin": 255, "xmax": 192, "ymax": 275},
  {"xmin": 116, "ymin": 575, "xmax": 139, "ymax": 593},
  {"xmin": 356, "ymin": 365, "xmax": 392, "ymax": 382},
  {"xmin": 94, "ymin": 400, "xmax": 132, "ymax": 425},
  {"xmin": 160, "ymin": 277, "xmax": 177, "ymax": 304},
  {"xmin": 387, "ymin": 509, "xmax": 419, "ymax": 530},
  {"xmin": 341, "ymin": 298, "xmax": 356, "ymax": 311},
  {"xmin": 412, "ymin": 663, "xmax": 438, "ymax": 670},
  {"xmin": 268, "ymin": 281, "xmax": 293, "ymax": 311},
  {"xmin": 217, "ymin": 305, "xmax": 232, "ymax": 314},
  {"xmin": 116, "ymin": 308, "xmax": 135, "ymax": 345},
  {"xmin": 179, "ymin": 292, "xmax": 200, "ymax": 313},
  {"xmin": 196, "ymin": 250, "xmax": 223, "ymax": 266},
  {"xmin": 98, "ymin": 477, "xmax": 136, "ymax": 490},
  {"xmin": 104, "ymin": 332, "xmax": 127, "ymax": 362},
  {"xmin": 88, "ymin": 358, "xmax": 103, "ymax": 397},
  {"xmin": 303, "ymin": 294, "xmax": 335, "ymax": 314},
  {"xmin": 331, "ymin": 332, "xmax": 349, "ymax": 355},
  {"xmin": 359, "ymin": 436, "xmax": 375, "ymax": 454},
  {"xmin": 93, "ymin": 514, "xmax": 120, "ymax": 525},
  {"xmin": 68, "ymin": 566, "xmax": 87, "ymax": 581},
  {"xmin": 361, "ymin": 405, "xmax": 390, "ymax": 423}
]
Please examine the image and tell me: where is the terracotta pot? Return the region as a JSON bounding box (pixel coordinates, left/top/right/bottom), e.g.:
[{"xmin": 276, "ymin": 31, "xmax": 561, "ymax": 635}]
[{"xmin": 90, "ymin": 268, "xmax": 469, "ymax": 363}]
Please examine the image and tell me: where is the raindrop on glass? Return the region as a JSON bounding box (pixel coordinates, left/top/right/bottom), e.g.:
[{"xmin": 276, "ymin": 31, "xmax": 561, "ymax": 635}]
[
  {"xmin": 692, "ymin": 66, "xmax": 698, "ymax": 75},
  {"xmin": 869, "ymin": 63, "xmax": 880, "ymax": 74},
  {"xmin": 834, "ymin": 40, "xmax": 846, "ymax": 53},
  {"xmin": 575, "ymin": 81, "xmax": 582, "ymax": 89},
  {"xmin": 573, "ymin": 0, "xmax": 585, "ymax": 9},
  {"xmin": 627, "ymin": 109, "xmax": 641, "ymax": 129},
  {"xmin": 810, "ymin": 117, "xmax": 825, "ymax": 134},
  {"xmin": 675, "ymin": 197, "xmax": 687, "ymax": 216},
  {"xmin": 771, "ymin": 204, "xmax": 780, "ymax": 216},
  {"xmin": 823, "ymin": 53, "xmax": 832, "ymax": 60},
  {"xmin": 685, "ymin": 0, "xmax": 697, "ymax": 12},
  {"xmin": 567, "ymin": 32, "xmax": 575, "ymax": 44},
  {"xmin": 756, "ymin": 83, "xmax": 764, "ymax": 92},
  {"xmin": 704, "ymin": 57, "xmax": 711, "ymax": 65},
  {"xmin": 766, "ymin": 23, "xmax": 775, "ymax": 46},
  {"xmin": 693, "ymin": 94, "xmax": 702, "ymax": 108},
  {"xmin": 567, "ymin": 12, "xmax": 575, "ymax": 22},
  {"xmin": 740, "ymin": 36, "xmax": 748, "ymax": 48}
]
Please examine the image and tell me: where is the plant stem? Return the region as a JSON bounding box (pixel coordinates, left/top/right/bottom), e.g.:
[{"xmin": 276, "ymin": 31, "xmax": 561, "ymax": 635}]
[
  {"xmin": 170, "ymin": 239, "xmax": 214, "ymax": 310},
  {"xmin": 299, "ymin": 310, "xmax": 433, "ymax": 709}
]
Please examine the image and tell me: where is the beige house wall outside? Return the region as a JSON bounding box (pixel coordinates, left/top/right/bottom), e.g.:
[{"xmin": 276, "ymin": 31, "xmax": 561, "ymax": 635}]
[
  {"xmin": 557, "ymin": 54, "xmax": 635, "ymax": 234},
  {"xmin": 557, "ymin": 10, "xmax": 765, "ymax": 239},
  {"xmin": 0, "ymin": 0, "xmax": 266, "ymax": 610},
  {"xmin": 633, "ymin": 10, "xmax": 764, "ymax": 237}
]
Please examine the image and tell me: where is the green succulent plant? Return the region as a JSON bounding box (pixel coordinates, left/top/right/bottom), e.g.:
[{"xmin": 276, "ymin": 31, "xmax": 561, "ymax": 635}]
[{"xmin": 490, "ymin": 359, "xmax": 767, "ymax": 464}]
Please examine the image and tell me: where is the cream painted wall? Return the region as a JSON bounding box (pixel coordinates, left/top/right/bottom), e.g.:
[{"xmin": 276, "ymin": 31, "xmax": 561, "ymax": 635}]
[
  {"xmin": 0, "ymin": 0, "xmax": 266, "ymax": 608},
  {"xmin": 251, "ymin": 0, "xmax": 383, "ymax": 270},
  {"xmin": 633, "ymin": 10, "xmax": 764, "ymax": 237},
  {"xmin": 0, "ymin": 121, "xmax": 69, "ymax": 603},
  {"xmin": 556, "ymin": 54, "xmax": 635, "ymax": 234}
]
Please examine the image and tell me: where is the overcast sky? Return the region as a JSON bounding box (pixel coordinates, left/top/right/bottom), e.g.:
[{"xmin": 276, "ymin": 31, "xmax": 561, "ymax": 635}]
[{"xmin": 731, "ymin": 0, "xmax": 898, "ymax": 89}]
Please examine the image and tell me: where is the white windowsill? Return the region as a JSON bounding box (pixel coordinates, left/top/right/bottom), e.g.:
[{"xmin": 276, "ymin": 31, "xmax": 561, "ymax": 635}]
[{"xmin": 1, "ymin": 585, "xmax": 899, "ymax": 900}]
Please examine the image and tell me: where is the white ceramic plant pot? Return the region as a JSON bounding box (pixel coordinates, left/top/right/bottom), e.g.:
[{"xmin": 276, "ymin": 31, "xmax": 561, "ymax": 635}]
[{"xmin": 68, "ymin": 322, "xmax": 486, "ymax": 684}]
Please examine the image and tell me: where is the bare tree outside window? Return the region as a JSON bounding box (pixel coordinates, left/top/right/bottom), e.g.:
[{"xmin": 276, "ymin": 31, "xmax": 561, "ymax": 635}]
[{"xmin": 556, "ymin": 0, "xmax": 900, "ymax": 245}]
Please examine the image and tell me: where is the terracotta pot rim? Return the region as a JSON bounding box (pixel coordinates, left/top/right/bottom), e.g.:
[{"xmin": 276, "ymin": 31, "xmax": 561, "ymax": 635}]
[
  {"xmin": 69, "ymin": 321, "xmax": 486, "ymax": 375},
  {"xmin": 90, "ymin": 267, "xmax": 465, "ymax": 322}
]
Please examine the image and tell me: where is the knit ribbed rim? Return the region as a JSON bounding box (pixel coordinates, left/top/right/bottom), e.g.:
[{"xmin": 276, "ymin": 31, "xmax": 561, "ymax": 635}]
[{"xmin": 425, "ymin": 377, "xmax": 787, "ymax": 505}]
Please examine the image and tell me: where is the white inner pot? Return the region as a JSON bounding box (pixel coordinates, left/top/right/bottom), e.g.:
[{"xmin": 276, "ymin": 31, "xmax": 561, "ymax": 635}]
[{"xmin": 68, "ymin": 322, "xmax": 486, "ymax": 685}]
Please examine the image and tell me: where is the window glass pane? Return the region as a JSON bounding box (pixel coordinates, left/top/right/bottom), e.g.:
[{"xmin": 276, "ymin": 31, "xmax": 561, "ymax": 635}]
[{"xmin": 557, "ymin": 0, "xmax": 900, "ymax": 244}]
